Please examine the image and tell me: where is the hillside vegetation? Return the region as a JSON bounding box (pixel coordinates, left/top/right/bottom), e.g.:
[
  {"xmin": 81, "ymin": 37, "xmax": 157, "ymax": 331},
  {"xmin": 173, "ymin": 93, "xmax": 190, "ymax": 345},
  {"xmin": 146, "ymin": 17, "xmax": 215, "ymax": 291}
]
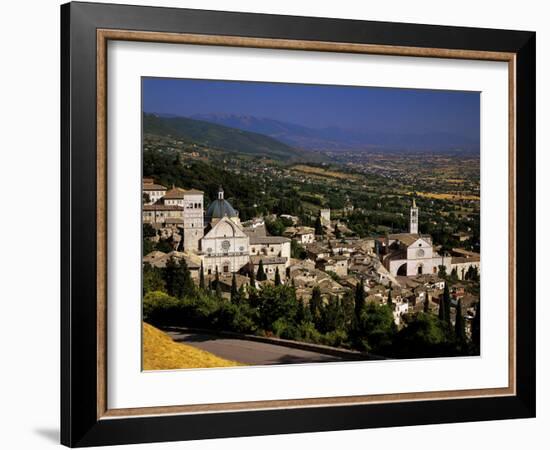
[
  {"xmin": 142, "ymin": 322, "xmax": 243, "ymax": 370},
  {"xmin": 143, "ymin": 113, "xmax": 310, "ymax": 161}
]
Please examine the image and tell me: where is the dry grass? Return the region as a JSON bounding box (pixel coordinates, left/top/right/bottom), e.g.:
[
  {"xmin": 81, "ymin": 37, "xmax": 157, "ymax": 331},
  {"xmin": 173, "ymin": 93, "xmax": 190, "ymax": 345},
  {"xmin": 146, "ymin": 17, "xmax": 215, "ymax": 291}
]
[
  {"xmin": 410, "ymin": 191, "xmax": 480, "ymax": 201},
  {"xmin": 291, "ymin": 164, "xmax": 360, "ymax": 180},
  {"xmin": 142, "ymin": 323, "xmax": 243, "ymax": 370}
]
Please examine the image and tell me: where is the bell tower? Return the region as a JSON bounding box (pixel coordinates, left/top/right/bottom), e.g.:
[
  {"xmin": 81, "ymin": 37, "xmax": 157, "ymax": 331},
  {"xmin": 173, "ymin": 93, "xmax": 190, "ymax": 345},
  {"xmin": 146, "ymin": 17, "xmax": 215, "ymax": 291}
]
[{"xmin": 410, "ymin": 198, "xmax": 419, "ymax": 234}]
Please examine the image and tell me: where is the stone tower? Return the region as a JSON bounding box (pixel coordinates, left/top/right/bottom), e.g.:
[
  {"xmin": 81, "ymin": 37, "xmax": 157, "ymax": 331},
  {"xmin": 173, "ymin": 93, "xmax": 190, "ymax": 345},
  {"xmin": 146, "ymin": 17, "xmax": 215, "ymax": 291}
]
[
  {"xmin": 183, "ymin": 190, "xmax": 204, "ymax": 252},
  {"xmin": 410, "ymin": 198, "xmax": 419, "ymax": 234}
]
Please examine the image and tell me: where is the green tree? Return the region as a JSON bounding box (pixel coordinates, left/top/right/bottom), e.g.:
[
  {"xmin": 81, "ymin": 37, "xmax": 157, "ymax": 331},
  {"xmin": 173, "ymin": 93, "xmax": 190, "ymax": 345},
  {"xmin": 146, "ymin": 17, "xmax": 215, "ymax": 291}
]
[
  {"xmin": 319, "ymin": 296, "xmax": 345, "ymax": 333},
  {"xmin": 143, "ymin": 262, "xmax": 165, "ymax": 295},
  {"xmin": 450, "ymin": 267, "xmax": 458, "ymax": 281},
  {"xmin": 230, "ymin": 273, "xmax": 239, "ymax": 303},
  {"xmin": 394, "ymin": 312, "xmax": 453, "ymax": 358},
  {"xmin": 341, "ymin": 290, "xmax": 356, "ymax": 330},
  {"xmin": 143, "ymin": 290, "xmax": 180, "ymax": 322},
  {"xmin": 439, "ymin": 282, "xmax": 451, "ymax": 325},
  {"xmin": 215, "ymin": 268, "xmax": 222, "ymax": 299},
  {"xmin": 354, "ymin": 279, "xmax": 365, "ymax": 323},
  {"xmin": 438, "ymin": 264, "xmax": 447, "ymax": 279},
  {"xmin": 358, "ymin": 303, "xmax": 396, "ymax": 353},
  {"xmin": 274, "ymin": 267, "xmax": 282, "ymax": 286},
  {"xmin": 143, "ymin": 239, "xmax": 154, "ymax": 256},
  {"xmin": 256, "ymin": 285, "xmax": 299, "ymax": 333},
  {"xmin": 143, "ymin": 223, "xmax": 156, "ymax": 238},
  {"xmin": 309, "ymin": 286, "xmax": 323, "ymax": 324},
  {"xmin": 471, "ymin": 301, "xmax": 480, "ymax": 354},
  {"xmin": 455, "ymin": 299, "xmax": 466, "ymax": 347},
  {"xmin": 314, "ymin": 214, "xmax": 324, "ymax": 236},
  {"xmin": 387, "ymin": 281, "xmax": 393, "ymax": 306},
  {"xmin": 199, "ymin": 262, "xmax": 205, "ymax": 290},
  {"xmin": 256, "ymin": 260, "xmax": 267, "ymax": 281},
  {"xmin": 443, "ymin": 283, "xmax": 452, "ymax": 326},
  {"xmin": 163, "ymin": 256, "xmax": 193, "ymax": 299}
]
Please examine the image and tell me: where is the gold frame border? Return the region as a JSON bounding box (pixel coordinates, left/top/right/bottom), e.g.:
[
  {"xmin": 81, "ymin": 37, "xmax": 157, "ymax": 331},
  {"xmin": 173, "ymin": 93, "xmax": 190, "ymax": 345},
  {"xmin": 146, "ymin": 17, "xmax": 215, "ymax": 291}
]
[{"xmin": 96, "ymin": 29, "xmax": 517, "ymax": 420}]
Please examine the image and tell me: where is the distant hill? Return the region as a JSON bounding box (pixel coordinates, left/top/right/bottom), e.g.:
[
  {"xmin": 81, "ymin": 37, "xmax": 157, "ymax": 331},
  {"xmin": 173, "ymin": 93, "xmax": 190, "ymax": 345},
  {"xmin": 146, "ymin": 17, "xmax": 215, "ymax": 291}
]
[
  {"xmin": 143, "ymin": 113, "xmax": 318, "ymax": 161},
  {"xmin": 190, "ymin": 113, "xmax": 480, "ymax": 153}
]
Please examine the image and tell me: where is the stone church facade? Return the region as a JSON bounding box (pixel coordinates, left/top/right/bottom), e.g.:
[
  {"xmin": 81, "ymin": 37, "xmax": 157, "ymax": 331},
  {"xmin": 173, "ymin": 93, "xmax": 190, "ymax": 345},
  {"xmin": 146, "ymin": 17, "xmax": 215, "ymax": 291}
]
[{"xmin": 382, "ymin": 200, "xmax": 478, "ymax": 279}]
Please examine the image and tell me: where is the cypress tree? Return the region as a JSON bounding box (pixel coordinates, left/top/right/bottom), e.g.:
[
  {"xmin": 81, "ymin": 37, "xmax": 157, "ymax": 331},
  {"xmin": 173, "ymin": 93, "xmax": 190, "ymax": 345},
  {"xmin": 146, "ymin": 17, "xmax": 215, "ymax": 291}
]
[
  {"xmin": 438, "ymin": 295, "xmax": 446, "ymax": 322},
  {"xmin": 274, "ymin": 267, "xmax": 281, "ymax": 286},
  {"xmin": 199, "ymin": 261, "xmax": 205, "ymax": 290},
  {"xmin": 230, "ymin": 273, "xmax": 238, "ymax": 303},
  {"xmin": 443, "ymin": 282, "xmax": 452, "ymax": 325},
  {"xmin": 314, "ymin": 213, "xmax": 323, "ymax": 236},
  {"xmin": 257, "ymin": 259, "xmax": 267, "ymax": 281},
  {"xmin": 310, "ymin": 286, "xmax": 322, "ymax": 323},
  {"xmin": 354, "ymin": 278, "xmax": 365, "ymax": 322},
  {"xmin": 387, "ymin": 281, "xmax": 393, "ymax": 306},
  {"xmin": 215, "ymin": 268, "xmax": 222, "ymax": 298},
  {"xmin": 472, "ymin": 301, "xmax": 481, "ymax": 354},
  {"xmin": 424, "ymin": 296, "xmax": 430, "ymax": 313},
  {"xmin": 455, "ymin": 299, "xmax": 466, "ymax": 346},
  {"xmin": 450, "ymin": 267, "xmax": 458, "ymax": 281},
  {"xmin": 164, "ymin": 256, "xmax": 193, "ymax": 299}
]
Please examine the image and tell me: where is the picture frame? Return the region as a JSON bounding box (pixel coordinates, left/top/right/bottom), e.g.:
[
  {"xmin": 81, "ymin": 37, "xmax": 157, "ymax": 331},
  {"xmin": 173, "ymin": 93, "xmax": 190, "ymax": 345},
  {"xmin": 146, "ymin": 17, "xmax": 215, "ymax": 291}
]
[{"xmin": 61, "ymin": 1, "xmax": 536, "ymax": 447}]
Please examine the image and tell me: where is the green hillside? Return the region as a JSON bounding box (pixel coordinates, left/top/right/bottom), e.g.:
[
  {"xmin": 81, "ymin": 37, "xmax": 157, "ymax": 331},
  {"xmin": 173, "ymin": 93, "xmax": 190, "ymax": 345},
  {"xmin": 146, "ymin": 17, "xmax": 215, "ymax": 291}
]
[{"xmin": 143, "ymin": 113, "xmax": 313, "ymax": 161}]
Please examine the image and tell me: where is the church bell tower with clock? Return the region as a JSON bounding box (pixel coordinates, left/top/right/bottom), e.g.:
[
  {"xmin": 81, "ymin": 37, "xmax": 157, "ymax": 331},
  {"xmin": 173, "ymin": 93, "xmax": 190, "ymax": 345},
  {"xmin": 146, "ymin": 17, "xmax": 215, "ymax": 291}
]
[{"xmin": 410, "ymin": 198, "xmax": 419, "ymax": 234}]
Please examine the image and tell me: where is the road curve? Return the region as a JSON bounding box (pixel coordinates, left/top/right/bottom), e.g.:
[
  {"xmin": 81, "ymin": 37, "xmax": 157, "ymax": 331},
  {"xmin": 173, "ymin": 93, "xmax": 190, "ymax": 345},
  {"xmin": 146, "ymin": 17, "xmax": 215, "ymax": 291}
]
[{"xmin": 165, "ymin": 330, "xmax": 349, "ymax": 365}]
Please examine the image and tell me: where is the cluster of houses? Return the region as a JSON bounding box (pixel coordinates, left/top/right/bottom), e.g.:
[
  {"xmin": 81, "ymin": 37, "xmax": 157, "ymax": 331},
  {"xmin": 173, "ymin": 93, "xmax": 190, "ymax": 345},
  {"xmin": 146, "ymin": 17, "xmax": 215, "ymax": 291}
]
[{"xmin": 142, "ymin": 178, "xmax": 480, "ymax": 326}]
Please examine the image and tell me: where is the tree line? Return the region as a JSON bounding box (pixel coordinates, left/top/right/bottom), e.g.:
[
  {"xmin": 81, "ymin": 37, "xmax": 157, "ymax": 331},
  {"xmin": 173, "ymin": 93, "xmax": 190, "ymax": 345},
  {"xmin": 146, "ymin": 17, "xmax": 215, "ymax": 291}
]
[{"xmin": 143, "ymin": 257, "xmax": 479, "ymax": 358}]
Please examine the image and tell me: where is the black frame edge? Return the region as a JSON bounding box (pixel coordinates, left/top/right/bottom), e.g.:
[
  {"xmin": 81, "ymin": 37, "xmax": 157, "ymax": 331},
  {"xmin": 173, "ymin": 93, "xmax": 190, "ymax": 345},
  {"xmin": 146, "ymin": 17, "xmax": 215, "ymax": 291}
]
[{"xmin": 60, "ymin": 2, "xmax": 536, "ymax": 447}]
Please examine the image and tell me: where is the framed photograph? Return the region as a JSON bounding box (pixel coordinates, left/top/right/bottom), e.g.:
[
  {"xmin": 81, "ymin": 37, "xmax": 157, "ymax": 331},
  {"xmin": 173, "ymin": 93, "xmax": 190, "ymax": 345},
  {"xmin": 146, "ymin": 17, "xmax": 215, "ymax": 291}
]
[{"xmin": 61, "ymin": 1, "xmax": 536, "ymax": 447}]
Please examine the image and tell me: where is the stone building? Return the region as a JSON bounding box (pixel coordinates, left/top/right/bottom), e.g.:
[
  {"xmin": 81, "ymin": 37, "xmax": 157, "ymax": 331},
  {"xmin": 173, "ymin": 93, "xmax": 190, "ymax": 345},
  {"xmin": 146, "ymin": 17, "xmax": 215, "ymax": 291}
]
[
  {"xmin": 200, "ymin": 188, "xmax": 249, "ymax": 275},
  {"xmin": 382, "ymin": 200, "xmax": 480, "ymax": 279},
  {"xmin": 142, "ymin": 204, "xmax": 184, "ymax": 225},
  {"xmin": 142, "ymin": 179, "xmax": 167, "ymax": 205},
  {"xmin": 320, "ymin": 208, "xmax": 331, "ymax": 226},
  {"xmin": 249, "ymin": 235, "xmax": 291, "ymax": 268}
]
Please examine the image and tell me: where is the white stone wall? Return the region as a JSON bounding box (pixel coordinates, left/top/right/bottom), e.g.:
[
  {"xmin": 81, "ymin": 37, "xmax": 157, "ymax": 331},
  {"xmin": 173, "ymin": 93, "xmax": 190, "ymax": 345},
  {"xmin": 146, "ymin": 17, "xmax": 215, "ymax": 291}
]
[
  {"xmin": 299, "ymin": 233, "xmax": 315, "ymax": 244},
  {"xmin": 165, "ymin": 198, "xmax": 184, "ymax": 207},
  {"xmin": 410, "ymin": 207, "xmax": 419, "ymax": 234},
  {"xmin": 183, "ymin": 193, "xmax": 204, "ymax": 252},
  {"xmin": 143, "ymin": 189, "xmax": 166, "ymax": 205},
  {"xmin": 142, "ymin": 208, "xmax": 184, "ymax": 225},
  {"xmin": 200, "ymin": 218, "xmax": 250, "ymax": 274},
  {"xmin": 202, "ymin": 253, "xmax": 249, "ymax": 275},
  {"xmin": 406, "ymin": 238, "xmax": 433, "ymax": 260},
  {"xmin": 249, "ymin": 241, "xmax": 291, "ymax": 267},
  {"xmin": 320, "ymin": 208, "xmax": 331, "ymax": 225}
]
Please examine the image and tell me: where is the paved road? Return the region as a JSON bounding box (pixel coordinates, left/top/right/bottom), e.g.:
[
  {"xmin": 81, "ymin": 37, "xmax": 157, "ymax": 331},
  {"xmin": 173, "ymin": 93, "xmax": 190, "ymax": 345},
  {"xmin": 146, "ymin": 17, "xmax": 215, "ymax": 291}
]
[{"xmin": 165, "ymin": 330, "xmax": 348, "ymax": 365}]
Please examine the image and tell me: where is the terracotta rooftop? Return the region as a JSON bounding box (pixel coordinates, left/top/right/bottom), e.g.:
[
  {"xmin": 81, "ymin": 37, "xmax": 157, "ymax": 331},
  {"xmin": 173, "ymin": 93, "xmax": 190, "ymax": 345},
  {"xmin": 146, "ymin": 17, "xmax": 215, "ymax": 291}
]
[
  {"xmin": 143, "ymin": 204, "xmax": 184, "ymax": 211},
  {"xmin": 143, "ymin": 183, "xmax": 167, "ymax": 191},
  {"xmin": 249, "ymin": 236, "xmax": 291, "ymax": 245},
  {"xmin": 164, "ymin": 187, "xmax": 204, "ymax": 199},
  {"xmin": 250, "ymin": 256, "xmax": 287, "ymax": 265}
]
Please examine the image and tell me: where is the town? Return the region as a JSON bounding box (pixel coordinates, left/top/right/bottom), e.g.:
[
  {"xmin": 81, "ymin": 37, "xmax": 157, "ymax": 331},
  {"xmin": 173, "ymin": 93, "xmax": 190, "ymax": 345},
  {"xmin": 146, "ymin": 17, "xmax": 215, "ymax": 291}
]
[{"xmin": 142, "ymin": 175, "xmax": 481, "ymax": 360}]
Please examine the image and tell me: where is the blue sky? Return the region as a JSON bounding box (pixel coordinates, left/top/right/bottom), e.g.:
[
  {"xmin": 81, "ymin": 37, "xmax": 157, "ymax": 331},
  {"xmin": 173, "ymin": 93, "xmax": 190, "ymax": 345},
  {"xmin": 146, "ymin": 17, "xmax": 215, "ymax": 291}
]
[{"xmin": 142, "ymin": 77, "xmax": 480, "ymax": 140}]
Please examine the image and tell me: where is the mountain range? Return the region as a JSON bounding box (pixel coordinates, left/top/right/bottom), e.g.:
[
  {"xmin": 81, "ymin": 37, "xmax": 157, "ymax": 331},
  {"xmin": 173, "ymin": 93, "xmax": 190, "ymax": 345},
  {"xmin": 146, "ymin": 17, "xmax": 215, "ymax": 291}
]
[{"xmin": 189, "ymin": 113, "xmax": 480, "ymax": 153}]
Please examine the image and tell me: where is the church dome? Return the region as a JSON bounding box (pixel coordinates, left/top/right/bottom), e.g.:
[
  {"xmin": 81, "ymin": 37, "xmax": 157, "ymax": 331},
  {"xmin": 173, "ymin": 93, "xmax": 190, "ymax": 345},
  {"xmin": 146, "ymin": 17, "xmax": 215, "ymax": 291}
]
[{"xmin": 206, "ymin": 187, "xmax": 237, "ymax": 222}]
